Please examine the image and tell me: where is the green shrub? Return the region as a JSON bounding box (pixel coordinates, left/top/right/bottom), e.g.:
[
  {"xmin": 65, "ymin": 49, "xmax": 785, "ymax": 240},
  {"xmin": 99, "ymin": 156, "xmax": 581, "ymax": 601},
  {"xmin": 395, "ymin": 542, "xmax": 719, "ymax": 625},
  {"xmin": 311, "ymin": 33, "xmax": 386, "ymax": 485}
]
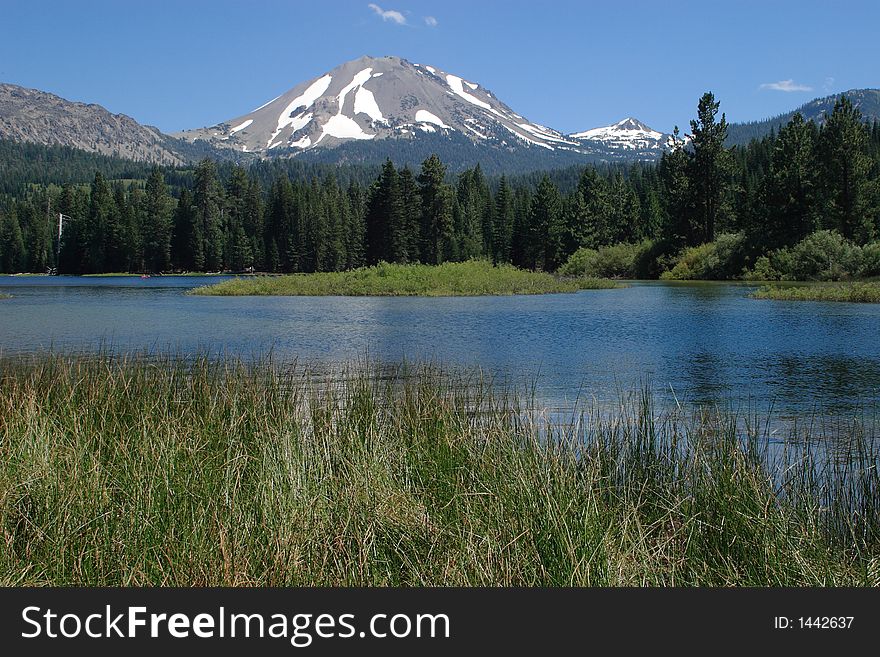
[
  {"xmin": 743, "ymin": 230, "xmax": 864, "ymax": 281},
  {"xmin": 559, "ymin": 241, "xmax": 652, "ymax": 279},
  {"xmin": 860, "ymin": 242, "xmax": 880, "ymax": 278},
  {"xmin": 786, "ymin": 230, "xmax": 862, "ymax": 280},
  {"xmin": 660, "ymin": 233, "xmax": 747, "ymax": 280},
  {"xmin": 741, "ymin": 255, "xmax": 782, "ymax": 281}
]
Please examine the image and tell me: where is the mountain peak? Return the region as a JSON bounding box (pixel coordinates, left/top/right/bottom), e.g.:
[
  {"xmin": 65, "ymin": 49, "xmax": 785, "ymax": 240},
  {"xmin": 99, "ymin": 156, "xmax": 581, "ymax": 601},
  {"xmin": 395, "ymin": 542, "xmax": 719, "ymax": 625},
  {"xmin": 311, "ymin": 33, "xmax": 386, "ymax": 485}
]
[
  {"xmin": 173, "ymin": 55, "xmax": 578, "ymax": 155},
  {"xmin": 568, "ymin": 117, "xmax": 674, "ymax": 156},
  {"xmin": 614, "ymin": 117, "xmax": 652, "ymax": 131}
]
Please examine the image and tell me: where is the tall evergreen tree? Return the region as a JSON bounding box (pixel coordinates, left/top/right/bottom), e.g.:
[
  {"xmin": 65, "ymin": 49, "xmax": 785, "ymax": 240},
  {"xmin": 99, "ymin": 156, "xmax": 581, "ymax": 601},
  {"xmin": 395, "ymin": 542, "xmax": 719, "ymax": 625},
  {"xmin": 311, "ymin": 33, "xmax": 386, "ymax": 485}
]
[
  {"xmin": 81, "ymin": 172, "xmax": 114, "ymax": 272},
  {"xmin": 529, "ymin": 175, "xmax": 563, "ymax": 270},
  {"xmin": 171, "ymin": 188, "xmax": 199, "ymax": 271},
  {"xmin": 193, "ymin": 159, "xmax": 224, "ymax": 271},
  {"xmin": 418, "ymin": 155, "xmax": 454, "ymax": 264},
  {"xmin": 659, "ymin": 127, "xmax": 694, "ymax": 247},
  {"xmin": 492, "ymin": 176, "xmax": 515, "ymax": 263},
  {"xmin": 142, "ymin": 168, "xmax": 173, "ymax": 272},
  {"xmin": 688, "ymin": 93, "xmax": 732, "ymax": 244},
  {"xmin": 397, "ymin": 166, "xmax": 422, "ymax": 263},
  {"xmin": 0, "ymin": 208, "xmax": 25, "ymax": 273},
  {"xmin": 817, "ymin": 96, "xmax": 874, "ymax": 242},
  {"xmin": 757, "ymin": 113, "xmax": 818, "ymax": 247}
]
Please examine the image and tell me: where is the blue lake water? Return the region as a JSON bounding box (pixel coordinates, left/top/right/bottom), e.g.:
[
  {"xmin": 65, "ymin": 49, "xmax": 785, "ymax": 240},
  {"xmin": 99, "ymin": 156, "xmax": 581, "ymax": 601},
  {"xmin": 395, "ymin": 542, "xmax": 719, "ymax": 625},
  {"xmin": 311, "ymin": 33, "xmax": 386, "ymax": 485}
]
[{"xmin": 2, "ymin": 276, "xmax": 880, "ymax": 417}]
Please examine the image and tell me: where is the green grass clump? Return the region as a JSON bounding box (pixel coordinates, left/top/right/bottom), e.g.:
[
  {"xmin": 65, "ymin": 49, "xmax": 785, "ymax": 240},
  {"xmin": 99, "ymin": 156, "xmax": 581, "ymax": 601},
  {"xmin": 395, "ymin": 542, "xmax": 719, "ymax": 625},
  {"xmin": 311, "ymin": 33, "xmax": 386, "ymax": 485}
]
[
  {"xmin": 1, "ymin": 353, "xmax": 878, "ymax": 586},
  {"xmin": 0, "ymin": 293, "xmax": 10, "ymax": 299},
  {"xmin": 752, "ymin": 282, "xmax": 880, "ymax": 303},
  {"xmin": 189, "ymin": 261, "xmax": 621, "ymax": 297}
]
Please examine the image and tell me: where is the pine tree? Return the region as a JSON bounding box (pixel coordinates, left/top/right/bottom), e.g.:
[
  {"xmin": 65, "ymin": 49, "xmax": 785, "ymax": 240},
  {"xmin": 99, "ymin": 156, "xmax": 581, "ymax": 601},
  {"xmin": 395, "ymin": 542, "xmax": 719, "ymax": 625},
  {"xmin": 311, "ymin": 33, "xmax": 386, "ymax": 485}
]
[
  {"xmin": 397, "ymin": 166, "xmax": 422, "ymax": 262},
  {"xmin": 817, "ymin": 96, "xmax": 874, "ymax": 242},
  {"xmin": 80, "ymin": 172, "xmax": 115, "ymax": 273},
  {"xmin": 142, "ymin": 168, "xmax": 173, "ymax": 272},
  {"xmin": 607, "ymin": 172, "xmax": 641, "ymax": 244},
  {"xmin": 345, "ymin": 181, "xmax": 366, "ymax": 269},
  {"xmin": 529, "ymin": 175, "xmax": 563, "ymax": 271},
  {"xmin": 418, "ymin": 154, "xmax": 454, "ymax": 264},
  {"xmin": 659, "ymin": 127, "xmax": 693, "ymax": 247},
  {"xmin": 193, "ymin": 159, "xmax": 224, "ymax": 271},
  {"xmin": 758, "ymin": 113, "xmax": 818, "ymax": 247},
  {"xmin": 57, "ymin": 184, "xmax": 87, "ymax": 274},
  {"xmin": 569, "ymin": 167, "xmax": 611, "ymax": 248},
  {"xmin": 688, "ymin": 93, "xmax": 732, "ymax": 244},
  {"xmin": 492, "ymin": 176, "xmax": 514, "ymax": 263},
  {"xmin": 245, "ymin": 180, "xmax": 264, "ymax": 270},
  {"xmin": 0, "ymin": 208, "xmax": 26, "ymax": 273},
  {"xmin": 456, "ymin": 168, "xmax": 485, "ymax": 260},
  {"xmin": 366, "ymin": 160, "xmax": 405, "ymax": 264},
  {"xmin": 171, "ymin": 188, "xmax": 199, "ymax": 271},
  {"xmin": 224, "ymin": 166, "xmax": 254, "ymax": 271}
]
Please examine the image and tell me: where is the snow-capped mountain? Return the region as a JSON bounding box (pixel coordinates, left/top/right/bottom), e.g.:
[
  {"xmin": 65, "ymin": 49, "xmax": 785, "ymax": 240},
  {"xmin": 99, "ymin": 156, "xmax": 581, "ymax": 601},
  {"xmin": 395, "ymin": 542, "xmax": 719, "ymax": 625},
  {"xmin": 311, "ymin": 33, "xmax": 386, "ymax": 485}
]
[
  {"xmin": 568, "ymin": 117, "xmax": 678, "ymax": 156},
  {"xmin": 175, "ymin": 55, "xmax": 593, "ymax": 156}
]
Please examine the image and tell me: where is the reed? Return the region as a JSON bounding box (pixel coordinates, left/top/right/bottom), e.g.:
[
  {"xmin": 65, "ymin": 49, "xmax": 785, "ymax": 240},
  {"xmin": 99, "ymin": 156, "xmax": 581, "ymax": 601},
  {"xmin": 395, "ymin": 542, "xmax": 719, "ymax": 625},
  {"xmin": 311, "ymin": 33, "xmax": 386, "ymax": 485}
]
[
  {"xmin": 752, "ymin": 282, "xmax": 880, "ymax": 303},
  {"xmin": 0, "ymin": 353, "xmax": 877, "ymax": 586}
]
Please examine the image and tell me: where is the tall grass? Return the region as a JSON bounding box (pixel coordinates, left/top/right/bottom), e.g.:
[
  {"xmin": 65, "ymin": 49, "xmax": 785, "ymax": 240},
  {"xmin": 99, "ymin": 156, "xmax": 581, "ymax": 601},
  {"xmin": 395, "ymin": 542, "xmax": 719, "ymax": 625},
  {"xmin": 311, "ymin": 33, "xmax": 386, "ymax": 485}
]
[
  {"xmin": 752, "ymin": 282, "xmax": 880, "ymax": 303},
  {"xmin": 1, "ymin": 353, "xmax": 878, "ymax": 586},
  {"xmin": 190, "ymin": 261, "xmax": 621, "ymax": 297}
]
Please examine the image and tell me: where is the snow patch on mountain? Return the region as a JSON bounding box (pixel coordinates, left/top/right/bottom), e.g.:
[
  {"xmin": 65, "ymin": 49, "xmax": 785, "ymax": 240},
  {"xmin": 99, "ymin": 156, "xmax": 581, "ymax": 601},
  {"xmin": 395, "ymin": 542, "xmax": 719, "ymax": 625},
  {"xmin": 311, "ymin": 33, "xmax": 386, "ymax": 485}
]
[
  {"xmin": 446, "ymin": 74, "xmax": 491, "ymax": 110},
  {"xmin": 174, "ymin": 56, "xmax": 678, "ymax": 162},
  {"xmin": 354, "ymin": 86, "xmax": 383, "ymax": 121},
  {"xmin": 268, "ymin": 74, "xmax": 332, "ymax": 147},
  {"xmin": 229, "ymin": 119, "xmax": 253, "ymax": 134},
  {"xmin": 415, "ymin": 109, "xmax": 449, "ymax": 128},
  {"xmin": 319, "ymin": 114, "xmax": 374, "ymax": 142}
]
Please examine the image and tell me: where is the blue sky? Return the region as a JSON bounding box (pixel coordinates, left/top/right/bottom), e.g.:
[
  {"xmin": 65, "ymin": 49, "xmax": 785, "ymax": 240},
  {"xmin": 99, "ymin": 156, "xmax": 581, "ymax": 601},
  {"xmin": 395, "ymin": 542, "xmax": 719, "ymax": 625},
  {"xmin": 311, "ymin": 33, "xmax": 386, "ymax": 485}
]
[{"xmin": 1, "ymin": 0, "xmax": 878, "ymax": 134}]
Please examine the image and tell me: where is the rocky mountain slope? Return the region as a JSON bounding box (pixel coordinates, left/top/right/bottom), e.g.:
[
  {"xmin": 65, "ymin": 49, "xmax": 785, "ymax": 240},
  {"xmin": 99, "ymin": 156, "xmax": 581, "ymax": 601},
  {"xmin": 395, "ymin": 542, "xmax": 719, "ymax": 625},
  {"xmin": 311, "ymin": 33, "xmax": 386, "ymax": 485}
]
[{"xmin": 0, "ymin": 83, "xmax": 190, "ymax": 165}]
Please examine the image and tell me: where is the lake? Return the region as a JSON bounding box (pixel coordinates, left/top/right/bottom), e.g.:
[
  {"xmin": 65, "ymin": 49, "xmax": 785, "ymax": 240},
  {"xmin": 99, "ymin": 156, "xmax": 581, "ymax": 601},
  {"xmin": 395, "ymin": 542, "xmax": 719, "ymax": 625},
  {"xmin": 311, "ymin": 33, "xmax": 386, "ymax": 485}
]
[{"xmin": 2, "ymin": 275, "xmax": 879, "ymax": 418}]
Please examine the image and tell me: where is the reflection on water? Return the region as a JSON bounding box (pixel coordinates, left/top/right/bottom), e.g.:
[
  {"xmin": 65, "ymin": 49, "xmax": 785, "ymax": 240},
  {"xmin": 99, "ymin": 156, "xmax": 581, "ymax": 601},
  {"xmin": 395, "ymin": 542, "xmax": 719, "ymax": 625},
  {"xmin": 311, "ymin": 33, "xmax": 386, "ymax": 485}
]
[{"xmin": 1, "ymin": 276, "xmax": 880, "ymax": 419}]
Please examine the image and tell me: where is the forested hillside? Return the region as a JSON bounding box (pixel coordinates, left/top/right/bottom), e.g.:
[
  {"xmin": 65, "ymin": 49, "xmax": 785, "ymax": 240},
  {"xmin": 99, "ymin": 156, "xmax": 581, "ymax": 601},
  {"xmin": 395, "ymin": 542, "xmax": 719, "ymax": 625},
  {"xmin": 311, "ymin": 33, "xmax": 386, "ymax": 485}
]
[{"xmin": 2, "ymin": 94, "xmax": 879, "ymax": 280}]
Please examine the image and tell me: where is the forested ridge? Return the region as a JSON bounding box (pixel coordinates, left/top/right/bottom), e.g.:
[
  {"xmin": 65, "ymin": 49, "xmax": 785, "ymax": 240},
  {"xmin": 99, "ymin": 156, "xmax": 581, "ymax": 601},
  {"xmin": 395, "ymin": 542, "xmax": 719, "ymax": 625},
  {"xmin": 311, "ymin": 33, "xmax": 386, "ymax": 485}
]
[{"xmin": 2, "ymin": 93, "xmax": 879, "ymax": 279}]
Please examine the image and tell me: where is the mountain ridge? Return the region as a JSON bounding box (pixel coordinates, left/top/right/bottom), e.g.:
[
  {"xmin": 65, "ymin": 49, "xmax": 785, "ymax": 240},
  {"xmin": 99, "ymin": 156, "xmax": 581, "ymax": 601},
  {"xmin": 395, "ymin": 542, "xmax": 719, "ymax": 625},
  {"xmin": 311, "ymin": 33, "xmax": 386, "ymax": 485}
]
[
  {"xmin": 173, "ymin": 55, "xmax": 675, "ymax": 165},
  {"xmin": 1, "ymin": 57, "xmax": 878, "ymax": 172}
]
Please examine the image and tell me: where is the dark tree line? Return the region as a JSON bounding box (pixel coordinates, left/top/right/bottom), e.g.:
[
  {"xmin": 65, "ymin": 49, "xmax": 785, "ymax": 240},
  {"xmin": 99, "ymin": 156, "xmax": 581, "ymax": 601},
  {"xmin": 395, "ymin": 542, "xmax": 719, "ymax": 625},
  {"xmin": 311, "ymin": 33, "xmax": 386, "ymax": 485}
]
[{"xmin": 2, "ymin": 93, "xmax": 879, "ymax": 275}]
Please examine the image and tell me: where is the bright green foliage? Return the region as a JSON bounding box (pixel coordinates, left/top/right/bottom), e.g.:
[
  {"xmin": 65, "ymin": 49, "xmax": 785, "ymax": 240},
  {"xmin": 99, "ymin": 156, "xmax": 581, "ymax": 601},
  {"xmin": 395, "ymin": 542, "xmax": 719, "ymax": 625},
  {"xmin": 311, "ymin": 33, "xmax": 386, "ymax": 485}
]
[
  {"xmin": 559, "ymin": 241, "xmax": 652, "ymax": 279},
  {"xmin": 661, "ymin": 233, "xmax": 748, "ymax": 280},
  {"xmin": 192, "ymin": 260, "xmax": 621, "ymax": 297},
  {"xmin": 743, "ymin": 230, "xmax": 865, "ymax": 281}
]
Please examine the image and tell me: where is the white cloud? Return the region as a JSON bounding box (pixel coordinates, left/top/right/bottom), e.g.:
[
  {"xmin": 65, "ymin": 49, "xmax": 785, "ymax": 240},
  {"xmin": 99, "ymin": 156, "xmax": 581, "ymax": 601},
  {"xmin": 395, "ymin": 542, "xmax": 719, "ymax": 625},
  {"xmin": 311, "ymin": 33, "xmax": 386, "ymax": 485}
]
[
  {"xmin": 368, "ymin": 3, "xmax": 407, "ymax": 25},
  {"xmin": 823, "ymin": 77, "xmax": 835, "ymax": 92},
  {"xmin": 424, "ymin": 16, "xmax": 438, "ymax": 27},
  {"xmin": 759, "ymin": 79, "xmax": 813, "ymax": 92}
]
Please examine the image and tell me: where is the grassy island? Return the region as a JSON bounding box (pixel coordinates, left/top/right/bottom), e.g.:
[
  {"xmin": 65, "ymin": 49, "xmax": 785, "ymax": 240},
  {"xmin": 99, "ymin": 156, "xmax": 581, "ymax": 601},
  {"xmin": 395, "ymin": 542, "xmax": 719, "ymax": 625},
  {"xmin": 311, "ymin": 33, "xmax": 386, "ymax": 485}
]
[
  {"xmin": 752, "ymin": 282, "xmax": 880, "ymax": 303},
  {"xmin": 1, "ymin": 353, "xmax": 878, "ymax": 586},
  {"xmin": 189, "ymin": 261, "xmax": 621, "ymax": 297}
]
